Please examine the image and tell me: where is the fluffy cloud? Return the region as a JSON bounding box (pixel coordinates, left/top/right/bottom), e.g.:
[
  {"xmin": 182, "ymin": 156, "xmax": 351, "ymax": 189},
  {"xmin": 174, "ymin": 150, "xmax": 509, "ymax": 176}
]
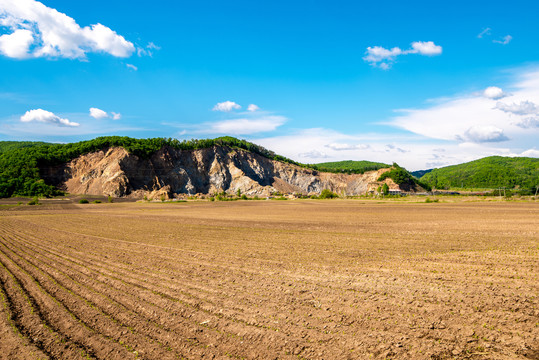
[
  {"xmin": 89, "ymin": 107, "xmax": 108, "ymax": 119},
  {"xmin": 0, "ymin": 28, "xmax": 33, "ymax": 58},
  {"xmin": 212, "ymin": 101, "xmax": 241, "ymax": 112},
  {"xmin": 495, "ymin": 100, "xmax": 538, "ymax": 115},
  {"xmin": 460, "ymin": 126, "xmax": 509, "ymax": 143},
  {"xmin": 363, "ymin": 46, "xmax": 402, "ymax": 65},
  {"xmin": 20, "ymin": 109, "xmax": 79, "ymax": 126},
  {"xmin": 363, "ymin": 41, "xmax": 442, "ymax": 69},
  {"xmin": 207, "ymin": 116, "xmax": 286, "ymax": 135},
  {"xmin": 247, "ymin": 104, "xmax": 260, "ymax": 112},
  {"xmin": 483, "ymin": 86, "xmax": 508, "ymax": 100},
  {"xmin": 0, "ymin": 0, "xmax": 135, "ymax": 59},
  {"xmin": 89, "ymin": 107, "xmax": 121, "ymax": 120},
  {"xmin": 408, "ymin": 41, "xmax": 442, "ymax": 56},
  {"xmin": 495, "ymin": 100, "xmax": 539, "ymax": 128}
]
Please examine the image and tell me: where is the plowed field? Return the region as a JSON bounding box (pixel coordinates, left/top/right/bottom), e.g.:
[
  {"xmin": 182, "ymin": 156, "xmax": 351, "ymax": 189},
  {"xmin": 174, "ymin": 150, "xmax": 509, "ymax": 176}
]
[{"xmin": 0, "ymin": 200, "xmax": 537, "ymax": 359}]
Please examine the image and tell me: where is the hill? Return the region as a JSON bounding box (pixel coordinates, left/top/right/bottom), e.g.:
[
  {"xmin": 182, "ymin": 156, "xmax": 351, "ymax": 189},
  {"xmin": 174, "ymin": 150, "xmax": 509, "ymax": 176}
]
[
  {"xmin": 0, "ymin": 136, "xmax": 423, "ymax": 199},
  {"xmin": 420, "ymin": 156, "xmax": 539, "ymax": 192},
  {"xmin": 411, "ymin": 169, "xmax": 433, "ymax": 178},
  {"xmin": 312, "ymin": 160, "xmax": 389, "ymax": 174},
  {"xmin": 0, "ymin": 140, "xmax": 49, "ymax": 153}
]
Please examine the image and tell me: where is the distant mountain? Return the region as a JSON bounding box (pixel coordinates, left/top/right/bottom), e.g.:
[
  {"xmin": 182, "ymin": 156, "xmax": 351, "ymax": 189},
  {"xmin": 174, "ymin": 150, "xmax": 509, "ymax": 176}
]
[
  {"xmin": 0, "ymin": 141, "xmax": 49, "ymax": 153},
  {"xmin": 411, "ymin": 169, "xmax": 433, "ymax": 178},
  {"xmin": 420, "ymin": 156, "xmax": 539, "ymax": 191},
  {"xmin": 313, "ymin": 160, "xmax": 389, "ymax": 174}
]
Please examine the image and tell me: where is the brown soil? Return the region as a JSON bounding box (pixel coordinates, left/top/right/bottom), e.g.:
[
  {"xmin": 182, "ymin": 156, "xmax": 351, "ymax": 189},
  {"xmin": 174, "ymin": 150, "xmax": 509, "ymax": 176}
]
[{"xmin": 0, "ymin": 200, "xmax": 537, "ymax": 359}]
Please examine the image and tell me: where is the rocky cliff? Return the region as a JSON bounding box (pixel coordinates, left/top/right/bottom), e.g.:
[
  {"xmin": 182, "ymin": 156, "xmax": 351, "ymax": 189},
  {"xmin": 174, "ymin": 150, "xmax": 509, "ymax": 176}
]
[{"xmin": 41, "ymin": 145, "xmax": 411, "ymax": 199}]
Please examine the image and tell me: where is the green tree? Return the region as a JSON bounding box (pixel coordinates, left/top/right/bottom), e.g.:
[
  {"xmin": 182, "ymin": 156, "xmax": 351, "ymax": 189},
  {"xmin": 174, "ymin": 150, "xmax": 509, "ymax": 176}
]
[{"xmin": 382, "ymin": 183, "xmax": 389, "ymax": 195}]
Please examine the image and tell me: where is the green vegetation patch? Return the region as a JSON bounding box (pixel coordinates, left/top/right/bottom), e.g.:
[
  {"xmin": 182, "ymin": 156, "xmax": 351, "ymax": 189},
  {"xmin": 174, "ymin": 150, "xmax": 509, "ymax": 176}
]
[
  {"xmin": 378, "ymin": 163, "xmax": 431, "ymax": 191},
  {"xmin": 0, "ymin": 141, "xmax": 49, "ymax": 154},
  {"xmin": 420, "ymin": 156, "xmax": 539, "ymax": 191},
  {"xmin": 312, "ymin": 160, "xmax": 389, "ymax": 174}
]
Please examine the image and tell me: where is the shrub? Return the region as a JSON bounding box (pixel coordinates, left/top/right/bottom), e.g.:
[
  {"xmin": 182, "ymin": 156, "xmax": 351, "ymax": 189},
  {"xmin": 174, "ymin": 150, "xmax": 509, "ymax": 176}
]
[
  {"xmin": 425, "ymin": 198, "xmax": 439, "ymax": 203},
  {"xmin": 209, "ymin": 197, "xmax": 215, "ymax": 201},
  {"xmin": 319, "ymin": 189, "xmax": 338, "ymax": 199},
  {"xmin": 92, "ymin": 200, "xmax": 101, "ymax": 204},
  {"xmin": 79, "ymin": 199, "xmax": 89, "ymax": 204},
  {"xmin": 27, "ymin": 196, "xmax": 39, "ymax": 205},
  {"xmin": 108, "ymin": 195, "xmax": 113, "ymax": 203},
  {"xmin": 241, "ymin": 194, "xmax": 247, "ymax": 200}
]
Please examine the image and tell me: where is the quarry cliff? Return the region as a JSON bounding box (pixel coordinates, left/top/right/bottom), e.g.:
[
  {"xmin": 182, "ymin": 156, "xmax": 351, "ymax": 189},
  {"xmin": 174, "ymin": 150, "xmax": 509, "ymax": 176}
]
[{"xmin": 41, "ymin": 145, "xmax": 414, "ymax": 199}]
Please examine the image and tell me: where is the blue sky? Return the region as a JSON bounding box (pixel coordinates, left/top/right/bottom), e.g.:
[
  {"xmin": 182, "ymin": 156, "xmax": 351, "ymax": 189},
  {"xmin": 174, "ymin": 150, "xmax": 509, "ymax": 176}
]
[{"xmin": 1, "ymin": 0, "xmax": 538, "ymax": 170}]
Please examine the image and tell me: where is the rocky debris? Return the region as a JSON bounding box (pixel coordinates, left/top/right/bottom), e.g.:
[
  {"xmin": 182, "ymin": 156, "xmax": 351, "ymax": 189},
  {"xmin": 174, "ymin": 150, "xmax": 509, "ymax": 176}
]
[{"xmin": 41, "ymin": 145, "xmax": 418, "ymax": 198}]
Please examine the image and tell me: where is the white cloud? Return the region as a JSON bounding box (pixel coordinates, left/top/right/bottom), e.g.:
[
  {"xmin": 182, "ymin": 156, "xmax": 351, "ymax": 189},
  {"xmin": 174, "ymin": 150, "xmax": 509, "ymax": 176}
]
[
  {"xmin": 325, "ymin": 143, "xmax": 370, "ymax": 151},
  {"xmin": 20, "ymin": 109, "xmax": 79, "ymax": 127},
  {"xmin": 477, "ymin": 27, "xmax": 491, "ymax": 39},
  {"xmin": 0, "ymin": 28, "xmax": 33, "ymax": 58},
  {"xmin": 483, "ymin": 86, "xmax": 508, "ymax": 100},
  {"xmin": 247, "ymin": 104, "xmax": 260, "ymax": 112},
  {"xmin": 514, "ymin": 117, "xmax": 539, "ymax": 129},
  {"xmin": 363, "ymin": 46, "xmax": 402, "ymax": 68},
  {"xmin": 0, "ymin": 0, "xmax": 135, "ymax": 59},
  {"xmin": 521, "ymin": 148, "xmax": 539, "ymax": 157},
  {"xmin": 126, "ymin": 63, "xmax": 138, "ymax": 71},
  {"xmin": 408, "ymin": 41, "xmax": 442, "ymax": 56},
  {"xmin": 363, "ymin": 41, "xmax": 442, "ymax": 69},
  {"xmin": 212, "ymin": 101, "xmax": 241, "ymax": 112},
  {"xmin": 493, "ymin": 35, "xmax": 512, "ymax": 45},
  {"xmin": 207, "ymin": 115, "xmax": 286, "ymax": 135},
  {"xmin": 495, "ymin": 100, "xmax": 538, "ymax": 115},
  {"xmin": 460, "ymin": 125, "xmax": 509, "ymax": 143},
  {"xmin": 89, "ymin": 107, "xmax": 121, "ymax": 120},
  {"xmin": 89, "ymin": 107, "xmax": 108, "ymax": 119}
]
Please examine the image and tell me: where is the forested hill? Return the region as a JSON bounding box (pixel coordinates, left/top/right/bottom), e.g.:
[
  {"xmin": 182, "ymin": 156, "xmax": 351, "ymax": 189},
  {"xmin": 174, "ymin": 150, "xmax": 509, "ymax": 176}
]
[
  {"xmin": 420, "ymin": 156, "xmax": 539, "ymax": 191},
  {"xmin": 0, "ymin": 136, "xmax": 304, "ymax": 198},
  {"xmin": 0, "ymin": 141, "xmax": 49, "ymax": 153},
  {"xmin": 312, "ymin": 160, "xmax": 389, "ymax": 174}
]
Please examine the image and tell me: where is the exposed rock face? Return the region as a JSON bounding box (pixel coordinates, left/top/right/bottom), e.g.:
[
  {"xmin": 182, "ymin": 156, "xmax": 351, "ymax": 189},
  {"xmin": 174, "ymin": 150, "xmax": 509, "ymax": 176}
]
[{"xmin": 41, "ymin": 146, "xmax": 409, "ymax": 198}]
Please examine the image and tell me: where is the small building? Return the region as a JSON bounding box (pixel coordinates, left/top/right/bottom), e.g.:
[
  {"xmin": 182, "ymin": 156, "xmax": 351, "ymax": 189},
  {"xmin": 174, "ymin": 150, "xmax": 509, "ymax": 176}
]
[{"xmin": 388, "ymin": 189, "xmax": 403, "ymax": 196}]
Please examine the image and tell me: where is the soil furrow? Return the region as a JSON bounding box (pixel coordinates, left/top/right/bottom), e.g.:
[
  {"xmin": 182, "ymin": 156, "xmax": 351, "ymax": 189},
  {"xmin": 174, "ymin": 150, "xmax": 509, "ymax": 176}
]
[
  {"xmin": 0, "ymin": 231, "xmax": 251, "ymax": 360},
  {"xmin": 0, "ymin": 242, "xmax": 139, "ymax": 360},
  {"xmin": 2, "ymin": 231, "xmax": 297, "ymax": 359},
  {"xmin": 0, "ymin": 255, "xmax": 95, "ymax": 360}
]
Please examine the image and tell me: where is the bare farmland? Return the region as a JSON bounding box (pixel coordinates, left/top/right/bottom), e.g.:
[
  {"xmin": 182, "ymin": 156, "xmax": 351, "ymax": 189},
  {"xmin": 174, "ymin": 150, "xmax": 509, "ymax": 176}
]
[{"xmin": 0, "ymin": 200, "xmax": 537, "ymax": 359}]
